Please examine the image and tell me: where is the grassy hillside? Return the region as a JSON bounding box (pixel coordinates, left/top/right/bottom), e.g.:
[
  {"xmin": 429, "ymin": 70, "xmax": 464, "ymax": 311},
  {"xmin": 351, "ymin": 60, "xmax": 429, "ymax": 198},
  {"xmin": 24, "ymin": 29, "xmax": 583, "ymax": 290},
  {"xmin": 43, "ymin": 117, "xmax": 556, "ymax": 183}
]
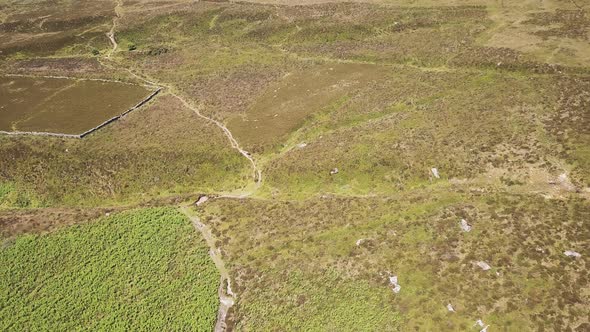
[
  {"xmin": 197, "ymin": 192, "xmax": 589, "ymax": 331},
  {"xmin": 0, "ymin": 207, "xmax": 219, "ymax": 331},
  {"xmin": 0, "ymin": 95, "xmax": 250, "ymax": 208},
  {"xmin": 0, "ymin": 0, "xmax": 589, "ymax": 331}
]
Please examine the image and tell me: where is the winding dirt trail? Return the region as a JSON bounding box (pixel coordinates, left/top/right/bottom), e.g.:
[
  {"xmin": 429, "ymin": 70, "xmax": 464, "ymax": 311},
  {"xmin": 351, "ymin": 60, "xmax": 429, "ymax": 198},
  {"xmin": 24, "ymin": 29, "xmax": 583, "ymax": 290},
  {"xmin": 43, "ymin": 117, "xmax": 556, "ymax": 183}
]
[
  {"xmin": 103, "ymin": 1, "xmax": 260, "ymax": 330},
  {"xmin": 171, "ymin": 92, "xmax": 261, "ymax": 185},
  {"xmin": 106, "ymin": 0, "xmax": 122, "ymax": 58},
  {"xmin": 115, "ymin": 56, "xmax": 248, "ymax": 332},
  {"xmin": 117, "ymin": 66, "xmax": 261, "ymax": 185},
  {"xmin": 103, "ymin": 14, "xmax": 260, "ymax": 184},
  {"xmin": 114, "ymin": 50, "xmax": 250, "ymax": 332}
]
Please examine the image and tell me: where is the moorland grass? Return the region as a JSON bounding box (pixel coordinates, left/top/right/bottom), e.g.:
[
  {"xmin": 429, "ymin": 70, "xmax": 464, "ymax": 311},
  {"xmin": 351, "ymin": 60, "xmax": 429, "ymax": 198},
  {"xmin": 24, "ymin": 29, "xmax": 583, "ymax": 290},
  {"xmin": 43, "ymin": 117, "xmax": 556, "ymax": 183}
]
[
  {"xmin": 1, "ymin": 1, "xmax": 589, "ymax": 330},
  {"xmin": 199, "ymin": 192, "xmax": 589, "ymax": 331},
  {"xmin": 0, "ymin": 207, "xmax": 219, "ymax": 331},
  {"xmin": 0, "ymin": 95, "xmax": 251, "ymax": 208}
]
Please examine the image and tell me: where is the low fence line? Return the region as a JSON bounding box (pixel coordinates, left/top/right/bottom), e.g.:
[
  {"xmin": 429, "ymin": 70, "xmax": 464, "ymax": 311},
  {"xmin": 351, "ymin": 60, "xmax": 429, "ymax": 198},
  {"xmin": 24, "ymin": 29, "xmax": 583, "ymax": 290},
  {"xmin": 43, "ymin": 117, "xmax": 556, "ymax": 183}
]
[{"xmin": 0, "ymin": 88, "xmax": 162, "ymax": 139}]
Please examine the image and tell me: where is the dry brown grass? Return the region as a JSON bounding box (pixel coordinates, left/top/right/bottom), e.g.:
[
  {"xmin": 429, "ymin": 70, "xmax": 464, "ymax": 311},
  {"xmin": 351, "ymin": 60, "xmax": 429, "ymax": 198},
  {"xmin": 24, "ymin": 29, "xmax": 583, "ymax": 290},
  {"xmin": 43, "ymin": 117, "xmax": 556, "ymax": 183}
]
[{"xmin": 0, "ymin": 207, "xmax": 118, "ymax": 240}]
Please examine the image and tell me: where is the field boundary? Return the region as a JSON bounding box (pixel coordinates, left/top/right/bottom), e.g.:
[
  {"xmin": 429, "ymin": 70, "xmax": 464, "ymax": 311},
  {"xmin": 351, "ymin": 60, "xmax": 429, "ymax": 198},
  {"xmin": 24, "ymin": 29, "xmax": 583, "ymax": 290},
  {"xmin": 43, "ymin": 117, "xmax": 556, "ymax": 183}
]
[
  {"xmin": 0, "ymin": 87, "xmax": 161, "ymax": 139},
  {"xmin": 79, "ymin": 87, "xmax": 161, "ymax": 138}
]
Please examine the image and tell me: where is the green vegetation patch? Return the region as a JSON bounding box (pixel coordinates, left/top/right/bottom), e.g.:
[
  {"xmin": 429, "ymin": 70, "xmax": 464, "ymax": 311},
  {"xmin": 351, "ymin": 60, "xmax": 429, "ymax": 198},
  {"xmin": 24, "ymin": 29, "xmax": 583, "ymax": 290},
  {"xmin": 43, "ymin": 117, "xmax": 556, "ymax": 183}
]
[
  {"xmin": 0, "ymin": 207, "xmax": 219, "ymax": 331},
  {"xmin": 0, "ymin": 181, "xmax": 42, "ymax": 209}
]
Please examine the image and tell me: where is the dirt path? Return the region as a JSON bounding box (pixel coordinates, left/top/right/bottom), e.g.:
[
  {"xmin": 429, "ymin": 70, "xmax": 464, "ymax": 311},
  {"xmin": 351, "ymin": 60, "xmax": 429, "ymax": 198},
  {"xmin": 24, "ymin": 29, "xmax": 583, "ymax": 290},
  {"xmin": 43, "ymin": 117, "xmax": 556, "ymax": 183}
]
[
  {"xmin": 118, "ymin": 65, "xmax": 251, "ymax": 332},
  {"xmin": 100, "ymin": 0, "xmax": 260, "ymax": 185},
  {"xmin": 106, "ymin": 0, "xmax": 122, "ymax": 58},
  {"xmin": 112, "ymin": 60, "xmax": 262, "ymax": 186},
  {"xmin": 114, "ymin": 69, "xmax": 253, "ymax": 331},
  {"xmin": 171, "ymin": 91, "xmax": 261, "ymax": 185},
  {"xmin": 101, "ymin": 1, "xmax": 261, "ymax": 329},
  {"xmin": 180, "ymin": 206, "xmax": 236, "ymax": 332}
]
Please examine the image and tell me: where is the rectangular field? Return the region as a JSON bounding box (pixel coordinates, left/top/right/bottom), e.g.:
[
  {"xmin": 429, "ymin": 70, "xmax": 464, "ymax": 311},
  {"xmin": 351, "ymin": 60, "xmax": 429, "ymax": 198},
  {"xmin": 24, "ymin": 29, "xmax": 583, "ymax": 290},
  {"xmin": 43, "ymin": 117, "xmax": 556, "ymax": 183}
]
[{"xmin": 0, "ymin": 76, "xmax": 154, "ymax": 135}]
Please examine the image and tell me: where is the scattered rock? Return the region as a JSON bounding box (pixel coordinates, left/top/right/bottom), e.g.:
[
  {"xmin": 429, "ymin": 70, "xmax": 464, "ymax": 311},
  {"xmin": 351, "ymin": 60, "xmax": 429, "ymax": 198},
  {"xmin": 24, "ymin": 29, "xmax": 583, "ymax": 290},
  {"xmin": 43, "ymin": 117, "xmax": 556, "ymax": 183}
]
[
  {"xmin": 297, "ymin": 142, "xmax": 308, "ymax": 148},
  {"xmin": 330, "ymin": 168, "xmax": 339, "ymax": 175},
  {"xmin": 356, "ymin": 239, "xmax": 364, "ymax": 246},
  {"xmin": 447, "ymin": 303, "xmax": 455, "ymax": 312},
  {"xmin": 460, "ymin": 219, "xmax": 472, "ymax": 232},
  {"xmin": 431, "ymin": 168, "xmax": 440, "ymax": 179},
  {"xmin": 476, "ymin": 261, "xmax": 491, "ymax": 271},
  {"xmin": 557, "ymin": 173, "xmax": 576, "ymax": 191},
  {"xmin": 105, "ymin": 212, "xmax": 110, "ymax": 217},
  {"xmin": 564, "ymin": 250, "xmax": 581, "ymax": 258},
  {"xmin": 474, "ymin": 319, "xmax": 489, "ymax": 331},
  {"xmin": 389, "ymin": 275, "xmax": 401, "ymax": 294},
  {"xmin": 195, "ymin": 195, "xmax": 209, "ymax": 206}
]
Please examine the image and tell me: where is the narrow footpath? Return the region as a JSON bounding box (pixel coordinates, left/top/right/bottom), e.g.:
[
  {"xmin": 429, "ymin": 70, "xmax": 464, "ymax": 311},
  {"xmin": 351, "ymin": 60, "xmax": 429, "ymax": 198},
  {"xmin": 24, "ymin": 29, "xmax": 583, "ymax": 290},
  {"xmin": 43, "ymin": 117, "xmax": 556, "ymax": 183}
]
[
  {"xmin": 106, "ymin": 0, "xmax": 122, "ymax": 58},
  {"xmin": 180, "ymin": 206, "xmax": 235, "ymax": 332},
  {"xmin": 103, "ymin": 1, "xmax": 260, "ymax": 330}
]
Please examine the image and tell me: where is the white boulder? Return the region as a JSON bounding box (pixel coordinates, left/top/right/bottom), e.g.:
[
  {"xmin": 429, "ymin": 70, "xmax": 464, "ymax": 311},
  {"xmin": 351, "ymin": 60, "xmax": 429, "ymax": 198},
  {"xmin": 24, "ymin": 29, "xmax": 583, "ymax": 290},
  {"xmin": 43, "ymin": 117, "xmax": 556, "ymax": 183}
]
[
  {"xmin": 564, "ymin": 250, "xmax": 581, "ymax": 258},
  {"xmin": 476, "ymin": 261, "xmax": 491, "ymax": 271},
  {"xmin": 460, "ymin": 219, "xmax": 472, "ymax": 232},
  {"xmin": 431, "ymin": 168, "xmax": 440, "ymax": 179}
]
